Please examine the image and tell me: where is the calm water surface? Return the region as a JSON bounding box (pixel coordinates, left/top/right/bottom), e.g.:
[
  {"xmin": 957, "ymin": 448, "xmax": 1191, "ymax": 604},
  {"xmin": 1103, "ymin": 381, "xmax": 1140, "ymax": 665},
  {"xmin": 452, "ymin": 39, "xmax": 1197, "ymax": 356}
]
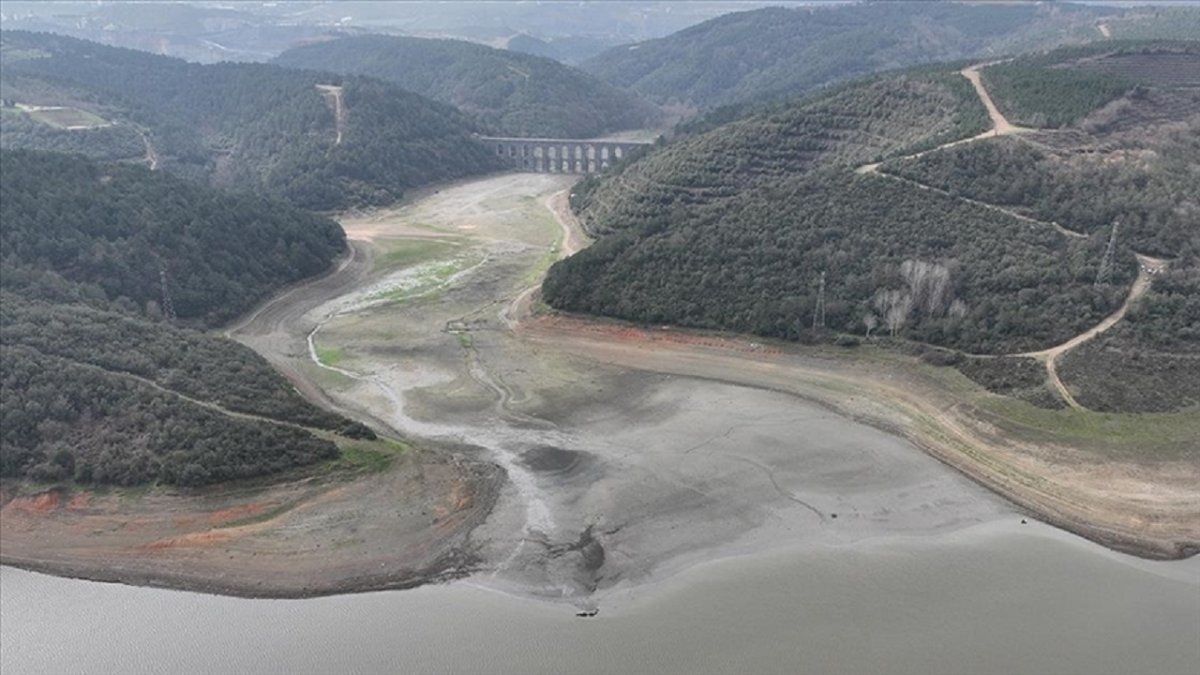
[{"xmin": 2, "ymin": 521, "xmax": 1197, "ymax": 675}]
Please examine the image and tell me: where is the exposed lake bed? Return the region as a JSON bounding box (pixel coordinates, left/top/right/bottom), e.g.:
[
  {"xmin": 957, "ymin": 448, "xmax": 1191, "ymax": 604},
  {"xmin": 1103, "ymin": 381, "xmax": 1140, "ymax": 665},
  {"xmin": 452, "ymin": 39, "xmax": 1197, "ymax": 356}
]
[{"xmin": 2, "ymin": 173, "xmax": 1198, "ymax": 673}]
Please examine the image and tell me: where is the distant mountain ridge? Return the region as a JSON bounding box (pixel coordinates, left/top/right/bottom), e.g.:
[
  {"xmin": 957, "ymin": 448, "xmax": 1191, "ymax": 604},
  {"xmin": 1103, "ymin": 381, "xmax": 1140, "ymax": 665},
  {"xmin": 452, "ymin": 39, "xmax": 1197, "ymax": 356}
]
[
  {"xmin": 0, "ymin": 30, "xmax": 502, "ymax": 210},
  {"xmin": 581, "ymin": 2, "xmax": 1122, "ymax": 109},
  {"xmin": 274, "ymin": 34, "xmax": 662, "ymax": 138}
]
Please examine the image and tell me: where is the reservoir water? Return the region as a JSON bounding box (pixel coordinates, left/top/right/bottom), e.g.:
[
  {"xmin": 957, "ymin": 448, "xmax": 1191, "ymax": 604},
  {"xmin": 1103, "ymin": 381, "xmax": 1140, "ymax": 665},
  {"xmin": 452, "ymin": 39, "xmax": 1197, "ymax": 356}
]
[{"xmin": 3, "ymin": 521, "xmax": 1196, "ymax": 675}]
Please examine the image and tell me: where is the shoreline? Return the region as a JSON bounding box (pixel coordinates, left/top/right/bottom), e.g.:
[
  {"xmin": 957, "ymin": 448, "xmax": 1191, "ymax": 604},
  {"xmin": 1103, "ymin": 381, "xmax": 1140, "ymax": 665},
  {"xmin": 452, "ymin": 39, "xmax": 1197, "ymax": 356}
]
[
  {"xmin": 5, "ymin": 514, "xmax": 1196, "ymax": 606},
  {"xmin": 520, "ymin": 312, "xmax": 1200, "ymax": 562},
  {"xmin": 2, "ymin": 173, "xmax": 1195, "ymax": 604}
]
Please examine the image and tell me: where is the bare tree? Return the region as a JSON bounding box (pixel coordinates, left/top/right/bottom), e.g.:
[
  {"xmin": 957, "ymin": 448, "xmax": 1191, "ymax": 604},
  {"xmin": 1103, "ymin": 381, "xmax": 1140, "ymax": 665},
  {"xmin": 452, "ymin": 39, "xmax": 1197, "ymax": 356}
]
[
  {"xmin": 873, "ymin": 288, "xmax": 913, "ymax": 337},
  {"xmin": 863, "ymin": 312, "xmax": 878, "ymax": 338},
  {"xmin": 901, "ymin": 259, "xmax": 952, "ymax": 316}
]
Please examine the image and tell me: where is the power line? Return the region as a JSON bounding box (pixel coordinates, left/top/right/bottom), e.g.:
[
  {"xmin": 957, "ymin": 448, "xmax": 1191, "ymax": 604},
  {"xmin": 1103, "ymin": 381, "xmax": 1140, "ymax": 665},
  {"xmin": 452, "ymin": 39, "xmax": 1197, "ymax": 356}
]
[
  {"xmin": 812, "ymin": 271, "xmax": 826, "ymax": 330},
  {"xmin": 159, "ymin": 263, "xmax": 176, "ymax": 321},
  {"xmin": 1095, "ymin": 220, "xmax": 1119, "ymax": 287}
]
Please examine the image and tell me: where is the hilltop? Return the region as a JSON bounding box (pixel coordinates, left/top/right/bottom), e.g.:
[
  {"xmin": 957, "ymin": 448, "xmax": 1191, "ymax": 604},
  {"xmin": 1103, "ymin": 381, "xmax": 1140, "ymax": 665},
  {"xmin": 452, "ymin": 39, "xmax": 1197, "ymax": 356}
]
[
  {"xmin": 1, "ymin": 150, "xmax": 373, "ymax": 487},
  {"xmin": 581, "ymin": 2, "xmax": 1173, "ymax": 109},
  {"xmin": 547, "ymin": 42, "xmax": 1199, "ymax": 413},
  {"xmin": 0, "ymin": 31, "xmax": 502, "ymax": 210},
  {"xmin": 274, "ymin": 35, "xmax": 662, "ymax": 139}
]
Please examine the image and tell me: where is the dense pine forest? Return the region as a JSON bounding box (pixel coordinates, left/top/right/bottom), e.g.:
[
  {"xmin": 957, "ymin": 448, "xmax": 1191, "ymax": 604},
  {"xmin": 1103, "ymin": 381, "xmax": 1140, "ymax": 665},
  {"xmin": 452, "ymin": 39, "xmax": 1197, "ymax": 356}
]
[
  {"xmin": 569, "ymin": 69, "xmax": 990, "ymax": 237},
  {"xmin": 1, "ymin": 151, "xmax": 372, "ymax": 487},
  {"xmin": 274, "ymin": 35, "xmax": 662, "ymax": 139},
  {"xmin": 581, "ymin": 2, "xmax": 1114, "ymax": 109},
  {"xmin": 0, "ymin": 31, "xmax": 502, "ymax": 210},
  {"xmin": 547, "ymin": 44, "xmax": 1198, "ymax": 411},
  {"xmin": 1, "ymin": 151, "xmax": 346, "ymax": 325}
]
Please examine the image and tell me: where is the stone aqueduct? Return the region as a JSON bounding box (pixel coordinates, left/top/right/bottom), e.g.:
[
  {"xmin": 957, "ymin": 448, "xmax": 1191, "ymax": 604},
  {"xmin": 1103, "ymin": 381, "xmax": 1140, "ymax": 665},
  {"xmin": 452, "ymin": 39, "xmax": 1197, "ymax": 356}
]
[{"xmin": 480, "ymin": 136, "xmax": 654, "ymax": 174}]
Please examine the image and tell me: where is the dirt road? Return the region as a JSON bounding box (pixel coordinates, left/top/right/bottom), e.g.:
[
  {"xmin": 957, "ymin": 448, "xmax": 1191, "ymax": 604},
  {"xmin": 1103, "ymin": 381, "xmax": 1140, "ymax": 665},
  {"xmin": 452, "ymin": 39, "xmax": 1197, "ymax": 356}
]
[{"xmin": 1021, "ymin": 254, "xmax": 1170, "ymax": 409}]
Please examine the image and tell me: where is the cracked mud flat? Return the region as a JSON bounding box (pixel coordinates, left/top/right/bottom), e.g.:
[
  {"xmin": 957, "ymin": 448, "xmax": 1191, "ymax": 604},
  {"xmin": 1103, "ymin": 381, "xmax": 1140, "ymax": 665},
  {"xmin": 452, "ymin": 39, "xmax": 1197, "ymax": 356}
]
[{"xmin": 235, "ymin": 173, "xmax": 1015, "ymax": 605}]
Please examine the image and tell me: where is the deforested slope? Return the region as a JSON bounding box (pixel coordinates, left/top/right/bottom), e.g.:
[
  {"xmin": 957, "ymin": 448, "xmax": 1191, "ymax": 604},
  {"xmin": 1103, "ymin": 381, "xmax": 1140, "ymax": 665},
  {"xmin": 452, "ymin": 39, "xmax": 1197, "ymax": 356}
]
[
  {"xmin": 0, "ymin": 31, "xmax": 502, "ymax": 210},
  {"xmin": 0, "ymin": 150, "xmax": 372, "ymax": 487},
  {"xmin": 581, "ymin": 2, "xmax": 1115, "ymax": 109},
  {"xmin": 274, "ymin": 35, "xmax": 661, "ymax": 138}
]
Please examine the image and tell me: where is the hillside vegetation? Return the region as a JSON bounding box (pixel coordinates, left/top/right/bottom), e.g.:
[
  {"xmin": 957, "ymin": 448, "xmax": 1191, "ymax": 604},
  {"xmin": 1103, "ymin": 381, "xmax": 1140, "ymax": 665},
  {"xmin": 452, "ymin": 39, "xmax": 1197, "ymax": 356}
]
[
  {"xmin": 581, "ymin": 2, "xmax": 1114, "ymax": 109},
  {"xmin": 882, "ymin": 44, "xmax": 1200, "ymax": 411},
  {"xmin": 571, "ymin": 70, "xmax": 989, "ymax": 237},
  {"xmin": 1, "ymin": 150, "xmax": 346, "ymax": 326},
  {"xmin": 0, "ymin": 31, "xmax": 502, "ymax": 210},
  {"xmin": 979, "ymin": 42, "xmax": 1200, "ymax": 128},
  {"xmin": 274, "ymin": 35, "xmax": 661, "ymax": 138},
  {"xmin": 1, "ymin": 151, "xmax": 372, "ymax": 487},
  {"xmin": 548, "ymin": 45, "xmax": 1199, "ymax": 412}
]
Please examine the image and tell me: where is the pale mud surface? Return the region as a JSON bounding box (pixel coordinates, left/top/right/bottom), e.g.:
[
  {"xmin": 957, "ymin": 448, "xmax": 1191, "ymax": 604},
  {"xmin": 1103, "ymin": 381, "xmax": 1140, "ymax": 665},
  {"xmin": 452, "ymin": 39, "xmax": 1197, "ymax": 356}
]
[
  {"xmin": 2, "ymin": 172, "xmax": 1193, "ymax": 603},
  {"xmin": 230, "ymin": 173, "xmax": 1015, "ymax": 605}
]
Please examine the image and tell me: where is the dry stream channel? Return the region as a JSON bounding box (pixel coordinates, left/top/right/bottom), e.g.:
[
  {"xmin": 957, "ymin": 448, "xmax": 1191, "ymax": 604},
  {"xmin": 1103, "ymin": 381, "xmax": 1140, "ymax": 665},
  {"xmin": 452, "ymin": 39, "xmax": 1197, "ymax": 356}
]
[{"xmin": 3, "ymin": 174, "xmax": 1197, "ymax": 673}]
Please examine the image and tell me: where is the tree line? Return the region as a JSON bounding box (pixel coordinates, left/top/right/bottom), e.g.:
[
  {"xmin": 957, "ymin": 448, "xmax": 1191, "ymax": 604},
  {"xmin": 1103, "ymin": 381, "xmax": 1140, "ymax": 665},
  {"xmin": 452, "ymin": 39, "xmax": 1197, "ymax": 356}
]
[
  {"xmin": 1, "ymin": 150, "xmax": 373, "ymax": 487},
  {"xmin": 1, "ymin": 30, "xmax": 503, "ymax": 210}
]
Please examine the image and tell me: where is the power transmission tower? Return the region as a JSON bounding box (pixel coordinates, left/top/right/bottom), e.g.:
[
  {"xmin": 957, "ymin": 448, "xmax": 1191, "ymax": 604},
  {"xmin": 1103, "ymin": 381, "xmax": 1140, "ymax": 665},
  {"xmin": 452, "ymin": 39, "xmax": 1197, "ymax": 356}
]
[
  {"xmin": 159, "ymin": 263, "xmax": 176, "ymax": 321},
  {"xmin": 812, "ymin": 271, "xmax": 826, "ymax": 330},
  {"xmin": 1095, "ymin": 220, "xmax": 1119, "ymax": 286}
]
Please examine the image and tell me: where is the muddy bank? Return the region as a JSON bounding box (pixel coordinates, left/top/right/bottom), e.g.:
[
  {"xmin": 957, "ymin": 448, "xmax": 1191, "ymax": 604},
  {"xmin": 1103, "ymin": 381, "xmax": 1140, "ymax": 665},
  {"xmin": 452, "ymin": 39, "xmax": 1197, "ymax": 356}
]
[
  {"xmin": 518, "ymin": 312, "xmax": 1200, "ymax": 561},
  {"xmin": 0, "ymin": 450, "xmax": 502, "ymax": 599}
]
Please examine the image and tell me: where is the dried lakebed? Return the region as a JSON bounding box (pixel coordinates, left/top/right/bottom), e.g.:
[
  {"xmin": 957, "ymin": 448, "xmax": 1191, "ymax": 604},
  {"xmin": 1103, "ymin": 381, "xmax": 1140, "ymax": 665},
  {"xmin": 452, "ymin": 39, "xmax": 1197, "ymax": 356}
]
[
  {"xmin": 2, "ymin": 173, "xmax": 1195, "ymax": 608},
  {"xmin": 229, "ymin": 173, "xmax": 1023, "ymax": 602}
]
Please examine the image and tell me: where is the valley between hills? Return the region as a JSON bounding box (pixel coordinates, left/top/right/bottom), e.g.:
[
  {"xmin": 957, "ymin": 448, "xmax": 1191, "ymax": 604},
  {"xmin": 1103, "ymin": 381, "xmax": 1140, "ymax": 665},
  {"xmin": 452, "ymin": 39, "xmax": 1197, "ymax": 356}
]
[
  {"xmin": 1, "ymin": 19, "xmax": 1196, "ymax": 607},
  {"xmin": 3, "ymin": 71, "xmax": 1196, "ymax": 597}
]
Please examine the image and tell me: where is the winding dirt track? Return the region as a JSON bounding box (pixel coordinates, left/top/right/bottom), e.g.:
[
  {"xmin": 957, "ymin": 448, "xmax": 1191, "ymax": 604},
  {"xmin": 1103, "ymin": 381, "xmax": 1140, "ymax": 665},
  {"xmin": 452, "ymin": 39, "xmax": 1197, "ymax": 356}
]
[
  {"xmin": 1020, "ymin": 254, "xmax": 1171, "ymax": 409},
  {"xmin": 858, "ymin": 61, "xmax": 1166, "ymax": 409}
]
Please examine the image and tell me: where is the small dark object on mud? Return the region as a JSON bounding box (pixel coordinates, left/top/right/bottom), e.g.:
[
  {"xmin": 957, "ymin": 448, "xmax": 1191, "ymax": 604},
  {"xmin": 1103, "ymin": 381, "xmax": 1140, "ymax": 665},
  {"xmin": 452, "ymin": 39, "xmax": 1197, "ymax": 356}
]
[
  {"xmin": 576, "ymin": 609, "xmax": 599, "ymax": 618},
  {"xmin": 1021, "ymin": 518, "xmax": 1028, "ymax": 524},
  {"xmin": 830, "ymin": 513, "xmax": 837, "ymax": 519}
]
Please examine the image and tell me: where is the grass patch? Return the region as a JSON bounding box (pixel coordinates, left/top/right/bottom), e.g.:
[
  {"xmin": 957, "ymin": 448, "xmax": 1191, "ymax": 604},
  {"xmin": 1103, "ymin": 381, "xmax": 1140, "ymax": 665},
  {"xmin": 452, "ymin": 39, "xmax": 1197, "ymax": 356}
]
[
  {"xmin": 376, "ymin": 238, "xmax": 460, "ymax": 272},
  {"xmin": 26, "ymin": 106, "xmax": 110, "ymax": 129},
  {"xmin": 322, "ymin": 437, "xmax": 409, "ymax": 475},
  {"xmin": 315, "ymin": 345, "xmax": 345, "ymax": 367},
  {"xmin": 368, "ymin": 253, "xmax": 482, "ymax": 304},
  {"xmin": 976, "ymin": 396, "xmax": 1200, "ymax": 459},
  {"xmin": 521, "ymin": 245, "xmax": 561, "ymax": 287}
]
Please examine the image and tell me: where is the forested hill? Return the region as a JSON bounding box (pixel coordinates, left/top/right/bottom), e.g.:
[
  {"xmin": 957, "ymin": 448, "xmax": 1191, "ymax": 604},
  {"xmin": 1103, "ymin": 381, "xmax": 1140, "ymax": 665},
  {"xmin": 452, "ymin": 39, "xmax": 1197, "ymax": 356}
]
[
  {"xmin": 581, "ymin": 2, "xmax": 1116, "ymax": 109},
  {"xmin": 1, "ymin": 150, "xmax": 373, "ymax": 487},
  {"xmin": 274, "ymin": 35, "xmax": 662, "ymax": 138},
  {"xmin": 0, "ymin": 150, "xmax": 345, "ymax": 326},
  {"xmin": 0, "ymin": 31, "xmax": 502, "ymax": 210},
  {"xmin": 546, "ymin": 44, "xmax": 1199, "ymax": 412}
]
